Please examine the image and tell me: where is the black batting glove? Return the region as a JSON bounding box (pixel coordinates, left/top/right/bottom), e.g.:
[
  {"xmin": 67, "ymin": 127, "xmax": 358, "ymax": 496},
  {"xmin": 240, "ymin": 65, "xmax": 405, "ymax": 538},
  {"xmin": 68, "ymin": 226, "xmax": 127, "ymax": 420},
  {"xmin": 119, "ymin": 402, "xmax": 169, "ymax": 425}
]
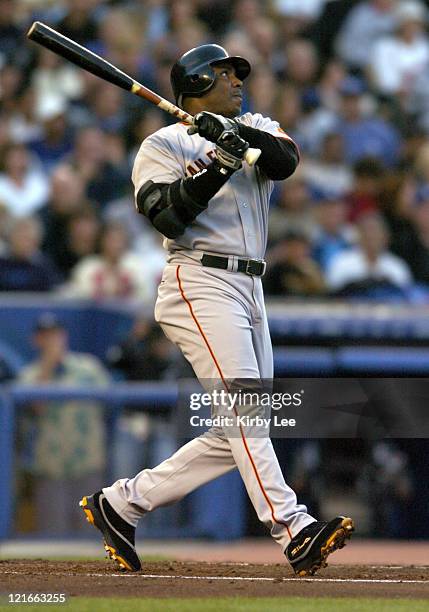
[
  {"xmin": 215, "ymin": 131, "xmax": 249, "ymax": 172},
  {"xmin": 188, "ymin": 111, "xmax": 238, "ymax": 143}
]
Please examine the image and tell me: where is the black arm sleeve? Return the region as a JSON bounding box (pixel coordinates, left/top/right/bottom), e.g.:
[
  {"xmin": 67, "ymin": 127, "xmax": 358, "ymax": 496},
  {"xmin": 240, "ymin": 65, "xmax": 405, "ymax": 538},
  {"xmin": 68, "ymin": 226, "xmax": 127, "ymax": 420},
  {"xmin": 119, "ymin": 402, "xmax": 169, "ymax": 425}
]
[
  {"xmin": 136, "ymin": 161, "xmax": 233, "ymax": 238},
  {"xmin": 237, "ymin": 125, "xmax": 299, "ymax": 180}
]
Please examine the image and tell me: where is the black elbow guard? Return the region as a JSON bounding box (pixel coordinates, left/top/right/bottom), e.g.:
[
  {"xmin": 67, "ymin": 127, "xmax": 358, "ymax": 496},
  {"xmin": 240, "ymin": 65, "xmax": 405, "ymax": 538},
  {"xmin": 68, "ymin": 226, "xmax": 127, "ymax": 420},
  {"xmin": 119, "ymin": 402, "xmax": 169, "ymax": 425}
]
[
  {"xmin": 136, "ymin": 180, "xmax": 186, "ymax": 239},
  {"xmin": 136, "ymin": 179, "xmax": 209, "ymax": 239}
]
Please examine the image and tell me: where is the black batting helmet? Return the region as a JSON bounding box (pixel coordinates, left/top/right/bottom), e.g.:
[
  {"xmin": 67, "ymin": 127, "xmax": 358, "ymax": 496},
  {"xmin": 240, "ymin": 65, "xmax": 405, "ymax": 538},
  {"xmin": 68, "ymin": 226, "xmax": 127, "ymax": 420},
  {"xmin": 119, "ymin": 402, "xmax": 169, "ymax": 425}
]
[{"xmin": 170, "ymin": 44, "xmax": 251, "ymax": 108}]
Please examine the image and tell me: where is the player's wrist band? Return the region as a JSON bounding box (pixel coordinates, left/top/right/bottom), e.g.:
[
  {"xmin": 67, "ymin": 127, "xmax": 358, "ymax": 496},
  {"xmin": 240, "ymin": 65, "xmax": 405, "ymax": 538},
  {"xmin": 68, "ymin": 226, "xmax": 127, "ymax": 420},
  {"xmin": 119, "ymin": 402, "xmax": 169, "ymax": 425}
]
[{"xmin": 201, "ymin": 254, "xmax": 266, "ymax": 277}]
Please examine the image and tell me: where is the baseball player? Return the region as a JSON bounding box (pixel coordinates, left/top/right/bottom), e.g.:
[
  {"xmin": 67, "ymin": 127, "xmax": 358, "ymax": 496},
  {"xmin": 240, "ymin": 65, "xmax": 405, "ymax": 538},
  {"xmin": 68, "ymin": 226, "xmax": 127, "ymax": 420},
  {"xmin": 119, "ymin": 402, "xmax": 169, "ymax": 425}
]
[{"xmin": 80, "ymin": 44, "xmax": 354, "ymax": 575}]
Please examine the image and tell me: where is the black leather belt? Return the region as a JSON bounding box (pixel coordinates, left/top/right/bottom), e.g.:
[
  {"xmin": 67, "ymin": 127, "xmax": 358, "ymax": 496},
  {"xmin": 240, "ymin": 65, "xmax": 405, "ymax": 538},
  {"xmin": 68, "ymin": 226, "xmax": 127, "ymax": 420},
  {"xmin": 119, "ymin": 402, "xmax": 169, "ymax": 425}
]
[{"xmin": 201, "ymin": 254, "xmax": 267, "ymax": 277}]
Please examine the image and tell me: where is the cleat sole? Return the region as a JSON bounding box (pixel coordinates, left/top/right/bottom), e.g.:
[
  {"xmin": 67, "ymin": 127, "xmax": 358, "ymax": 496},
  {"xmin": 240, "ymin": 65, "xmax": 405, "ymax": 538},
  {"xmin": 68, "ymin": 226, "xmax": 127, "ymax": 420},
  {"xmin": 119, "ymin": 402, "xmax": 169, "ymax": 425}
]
[{"xmin": 104, "ymin": 544, "xmax": 133, "ymax": 572}]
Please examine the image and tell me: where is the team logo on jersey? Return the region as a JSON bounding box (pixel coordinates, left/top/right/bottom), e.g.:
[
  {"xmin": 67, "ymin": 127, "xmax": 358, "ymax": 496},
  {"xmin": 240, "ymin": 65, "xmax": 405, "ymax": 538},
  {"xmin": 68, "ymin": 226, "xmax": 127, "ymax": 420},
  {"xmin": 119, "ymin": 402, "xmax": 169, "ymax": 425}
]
[{"xmin": 186, "ymin": 149, "xmax": 216, "ymax": 176}]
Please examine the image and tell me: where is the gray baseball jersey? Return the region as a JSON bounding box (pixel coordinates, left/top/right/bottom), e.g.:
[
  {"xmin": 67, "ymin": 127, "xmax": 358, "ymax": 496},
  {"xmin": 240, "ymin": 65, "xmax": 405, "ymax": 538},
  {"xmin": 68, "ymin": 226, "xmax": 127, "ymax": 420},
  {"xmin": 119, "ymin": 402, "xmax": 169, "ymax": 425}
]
[
  {"xmin": 131, "ymin": 113, "xmax": 290, "ymax": 259},
  {"xmin": 104, "ymin": 113, "xmax": 316, "ymax": 553}
]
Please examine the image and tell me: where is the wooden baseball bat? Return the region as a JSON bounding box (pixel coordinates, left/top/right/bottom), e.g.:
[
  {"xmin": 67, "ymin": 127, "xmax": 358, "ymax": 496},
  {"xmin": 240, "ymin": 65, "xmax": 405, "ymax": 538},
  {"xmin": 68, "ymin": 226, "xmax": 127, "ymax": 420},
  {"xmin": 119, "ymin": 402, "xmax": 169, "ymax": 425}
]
[{"xmin": 27, "ymin": 22, "xmax": 261, "ymax": 166}]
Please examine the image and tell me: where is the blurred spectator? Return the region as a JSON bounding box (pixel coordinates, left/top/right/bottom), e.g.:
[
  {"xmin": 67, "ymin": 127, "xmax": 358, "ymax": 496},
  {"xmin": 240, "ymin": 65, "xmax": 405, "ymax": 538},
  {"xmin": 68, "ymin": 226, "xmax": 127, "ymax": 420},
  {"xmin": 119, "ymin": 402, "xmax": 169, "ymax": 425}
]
[
  {"xmin": 408, "ymin": 66, "xmax": 429, "ymax": 133},
  {"xmin": 335, "ymin": 0, "xmax": 397, "ymax": 70},
  {"xmin": 70, "ymin": 126, "xmax": 129, "ymax": 207},
  {"xmin": 103, "ymin": 195, "xmax": 166, "ymax": 290},
  {"xmin": 347, "ymin": 157, "xmax": 386, "ymax": 222},
  {"xmin": 310, "ymin": 0, "xmax": 360, "ymax": 59},
  {"xmin": 29, "ymin": 95, "xmax": 74, "ymax": 172},
  {"xmin": 247, "ymin": 68, "xmax": 278, "ymax": 116},
  {"xmin": 0, "ymin": 354, "xmax": 14, "ymax": 381},
  {"xmin": 39, "ymin": 164, "xmax": 97, "ymax": 276},
  {"xmin": 0, "ymin": 200, "xmax": 10, "ymax": 254},
  {"xmin": 54, "ymin": 0, "xmax": 100, "ymax": 47},
  {"xmin": 312, "ymin": 195, "xmax": 357, "ymax": 271},
  {"xmin": 390, "ymin": 184, "xmax": 429, "ymax": 283},
  {"xmin": 64, "ymin": 207, "xmax": 101, "ymax": 272},
  {"xmin": 31, "ymin": 47, "xmax": 84, "ymax": 112},
  {"xmin": 275, "ymin": 0, "xmax": 327, "ymax": 21},
  {"xmin": 264, "ymin": 230, "xmax": 325, "ymax": 297},
  {"xmin": 108, "ymin": 317, "xmax": 182, "ymax": 382},
  {"xmin": 317, "ymin": 59, "xmax": 347, "ymax": 112},
  {"xmin": 273, "ymin": 83, "xmax": 302, "ymax": 143},
  {"xmin": 64, "ymin": 222, "xmax": 151, "ymax": 301},
  {"xmin": 335, "ymin": 76, "xmax": 401, "ymax": 167},
  {"xmin": 0, "ymin": 0, "xmax": 24, "ymax": 65},
  {"xmin": 18, "ymin": 313, "xmax": 109, "ymax": 533},
  {"xmin": 0, "ymin": 143, "xmax": 49, "ymax": 216},
  {"xmin": 268, "ymin": 173, "xmax": 315, "ymax": 243},
  {"xmin": 282, "ymin": 38, "xmax": 319, "ymax": 90},
  {"xmin": 301, "ymin": 131, "xmax": 353, "ymax": 199},
  {"xmin": 0, "ymin": 63, "xmax": 24, "ymax": 116},
  {"xmin": 127, "ymin": 108, "xmax": 166, "ymax": 156},
  {"xmin": 245, "ymin": 18, "xmax": 277, "ymax": 66},
  {"xmin": 85, "ymin": 83, "xmax": 127, "ymax": 134},
  {"xmin": 368, "ymin": 1, "xmax": 429, "ymax": 102},
  {"xmin": 0, "ymin": 216, "xmax": 60, "ymax": 291},
  {"xmin": 359, "ymin": 441, "xmax": 413, "ymax": 538},
  {"xmin": 326, "ymin": 212, "xmax": 412, "ymax": 296},
  {"xmin": 197, "ymin": 0, "xmax": 233, "ymax": 35},
  {"xmin": 275, "ymin": 0, "xmax": 327, "ymax": 39},
  {"xmin": 7, "ymin": 86, "xmax": 43, "ymax": 145}
]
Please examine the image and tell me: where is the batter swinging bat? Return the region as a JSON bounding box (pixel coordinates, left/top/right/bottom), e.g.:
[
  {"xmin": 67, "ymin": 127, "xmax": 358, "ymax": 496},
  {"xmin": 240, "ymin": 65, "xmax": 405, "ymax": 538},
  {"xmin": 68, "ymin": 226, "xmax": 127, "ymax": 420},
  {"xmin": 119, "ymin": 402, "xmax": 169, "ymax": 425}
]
[{"xmin": 26, "ymin": 22, "xmax": 261, "ymax": 166}]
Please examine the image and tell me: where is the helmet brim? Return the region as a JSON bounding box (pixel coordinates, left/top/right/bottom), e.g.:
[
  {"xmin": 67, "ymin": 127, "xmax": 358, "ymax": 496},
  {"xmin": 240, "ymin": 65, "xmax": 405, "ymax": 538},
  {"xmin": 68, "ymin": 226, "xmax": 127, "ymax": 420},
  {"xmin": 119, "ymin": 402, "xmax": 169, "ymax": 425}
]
[{"xmin": 210, "ymin": 56, "xmax": 251, "ymax": 82}]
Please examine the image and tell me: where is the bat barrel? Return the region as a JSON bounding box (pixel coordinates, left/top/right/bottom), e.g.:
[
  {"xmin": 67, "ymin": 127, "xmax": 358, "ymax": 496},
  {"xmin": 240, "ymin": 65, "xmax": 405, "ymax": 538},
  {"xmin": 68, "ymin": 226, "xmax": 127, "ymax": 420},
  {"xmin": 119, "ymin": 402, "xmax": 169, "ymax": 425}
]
[{"xmin": 27, "ymin": 21, "xmax": 135, "ymax": 92}]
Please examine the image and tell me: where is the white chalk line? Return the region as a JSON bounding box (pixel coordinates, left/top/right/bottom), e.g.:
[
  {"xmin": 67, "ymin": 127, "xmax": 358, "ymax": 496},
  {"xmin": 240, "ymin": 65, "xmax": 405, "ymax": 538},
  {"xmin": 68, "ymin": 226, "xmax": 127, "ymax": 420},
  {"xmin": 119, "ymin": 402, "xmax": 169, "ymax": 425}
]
[
  {"xmin": 1, "ymin": 570, "xmax": 429, "ymax": 585},
  {"xmin": 369, "ymin": 565, "xmax": 429, "ymax": 569}
]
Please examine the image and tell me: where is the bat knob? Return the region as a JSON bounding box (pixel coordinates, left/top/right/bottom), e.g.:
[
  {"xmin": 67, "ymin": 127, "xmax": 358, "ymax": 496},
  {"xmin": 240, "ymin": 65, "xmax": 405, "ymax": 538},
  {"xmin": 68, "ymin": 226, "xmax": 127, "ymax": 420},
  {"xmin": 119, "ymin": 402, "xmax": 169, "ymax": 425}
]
[{"xmin": 244, "ymin": 147, "xmax": 261, "ymax": 166}]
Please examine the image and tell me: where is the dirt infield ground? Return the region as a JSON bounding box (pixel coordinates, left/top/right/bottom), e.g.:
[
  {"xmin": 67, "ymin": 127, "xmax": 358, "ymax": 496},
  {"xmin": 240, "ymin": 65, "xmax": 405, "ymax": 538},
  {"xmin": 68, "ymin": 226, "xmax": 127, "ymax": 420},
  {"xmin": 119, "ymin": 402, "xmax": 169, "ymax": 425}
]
[{"xmin": 1, "ymin": 560, "xmax": 428, "ymax": 599}]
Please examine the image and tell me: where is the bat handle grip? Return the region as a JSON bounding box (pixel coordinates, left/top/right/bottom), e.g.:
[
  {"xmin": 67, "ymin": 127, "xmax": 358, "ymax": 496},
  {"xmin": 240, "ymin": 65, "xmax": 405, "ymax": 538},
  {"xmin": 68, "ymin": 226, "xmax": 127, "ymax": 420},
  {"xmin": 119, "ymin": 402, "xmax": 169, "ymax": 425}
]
[
  {"xmin": 184, "ymin": 110, "xmax": 261, "ymax": 166},
  {"xmin": 244, "ymin": 147, "xmax": 261, "ymax": 166}
]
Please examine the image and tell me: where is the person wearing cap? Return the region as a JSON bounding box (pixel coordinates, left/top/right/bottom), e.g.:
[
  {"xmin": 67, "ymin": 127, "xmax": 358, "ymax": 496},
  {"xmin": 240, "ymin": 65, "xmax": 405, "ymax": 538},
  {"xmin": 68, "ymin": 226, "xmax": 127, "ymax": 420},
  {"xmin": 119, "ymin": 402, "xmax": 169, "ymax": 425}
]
[
  {"xmin": 369, "ymin": 0, "xmax": 429, "ymax": 99},
  {"xmin": 28, "ymin": 95, "xmax": 74, "ymax": 173},
  {"xmin": 335, "ymin": 76, "xmax": 400, "ymax": 167},
  {"xmin": 18, "ymin": 314, "xmax": 110, "ymax": 534}
]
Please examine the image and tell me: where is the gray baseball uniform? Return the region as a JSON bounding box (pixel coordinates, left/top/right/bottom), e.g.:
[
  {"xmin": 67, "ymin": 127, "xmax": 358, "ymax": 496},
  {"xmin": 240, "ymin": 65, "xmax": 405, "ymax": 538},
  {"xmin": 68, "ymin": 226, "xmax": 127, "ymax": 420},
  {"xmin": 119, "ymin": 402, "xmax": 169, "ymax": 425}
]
[{"xmin": 103, "ymin": 112, "xmax": 315, "ymax": 551}]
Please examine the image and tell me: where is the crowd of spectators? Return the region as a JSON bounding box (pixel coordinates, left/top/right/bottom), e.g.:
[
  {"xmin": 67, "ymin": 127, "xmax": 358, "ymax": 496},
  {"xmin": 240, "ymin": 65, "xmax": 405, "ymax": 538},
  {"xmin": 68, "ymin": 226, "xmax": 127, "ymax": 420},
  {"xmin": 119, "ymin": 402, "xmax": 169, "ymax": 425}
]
[{"xmin": 2, "ymin": 0, "xmax": 429, "ymax": 301}]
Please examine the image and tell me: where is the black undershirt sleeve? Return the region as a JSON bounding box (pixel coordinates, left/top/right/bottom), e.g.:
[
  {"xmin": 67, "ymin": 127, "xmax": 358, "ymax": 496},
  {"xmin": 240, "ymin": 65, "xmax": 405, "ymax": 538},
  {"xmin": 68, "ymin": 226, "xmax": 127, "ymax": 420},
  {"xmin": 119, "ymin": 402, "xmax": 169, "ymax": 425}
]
[
  {"xmin": 236, "ymin": 124, "xmax": 299, "ymax": 181},
  {"xmin": 180, "ymin": 161, "xmax": 233, "ymax": 205}
]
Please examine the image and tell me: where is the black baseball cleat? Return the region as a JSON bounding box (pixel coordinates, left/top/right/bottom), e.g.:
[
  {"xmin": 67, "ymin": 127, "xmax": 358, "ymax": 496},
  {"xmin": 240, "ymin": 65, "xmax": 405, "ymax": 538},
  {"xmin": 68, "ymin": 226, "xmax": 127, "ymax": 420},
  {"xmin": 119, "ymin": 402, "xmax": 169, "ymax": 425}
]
[
  {"xmin": 285, "ymin": 516, "xmax": 354, "ymax": 576},
  {"xmin": 80, "ymin": 491, "xmax": 141, "ymax": 572}
]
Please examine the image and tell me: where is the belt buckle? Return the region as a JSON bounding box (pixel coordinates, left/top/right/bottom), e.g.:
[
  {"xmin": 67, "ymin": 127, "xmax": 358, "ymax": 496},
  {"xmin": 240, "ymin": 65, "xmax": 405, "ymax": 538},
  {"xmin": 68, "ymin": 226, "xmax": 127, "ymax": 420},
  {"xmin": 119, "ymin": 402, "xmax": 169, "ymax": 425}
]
[{"xmin": 245, "ymin": 259, "xmax": 266, "ymax": 277}]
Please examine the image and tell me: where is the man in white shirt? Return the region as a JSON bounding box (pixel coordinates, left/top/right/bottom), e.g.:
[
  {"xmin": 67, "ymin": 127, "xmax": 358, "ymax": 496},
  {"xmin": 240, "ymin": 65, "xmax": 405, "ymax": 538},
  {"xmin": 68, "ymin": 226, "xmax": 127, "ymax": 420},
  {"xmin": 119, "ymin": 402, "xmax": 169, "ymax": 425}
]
[
  {"xmin": 326, "ymin": 212, "xmax": 412, "ymax": 293},
  {"xmin": 369, "ymin": 1, "xmax": 429, "ymax": 99}
]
